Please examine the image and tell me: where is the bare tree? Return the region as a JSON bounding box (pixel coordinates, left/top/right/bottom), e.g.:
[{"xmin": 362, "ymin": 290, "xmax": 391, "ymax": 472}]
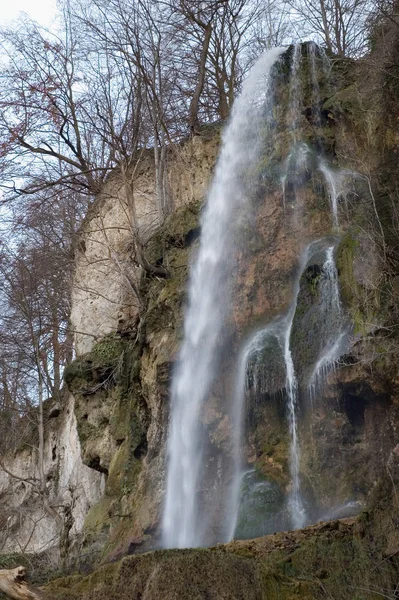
[
  {"xmin": 285, "ymin": 0, "xmax": 372, "ymax": 56},
  {"xmin": 168, "ymin": 0, "xmax": 272, "ymax": 127}
]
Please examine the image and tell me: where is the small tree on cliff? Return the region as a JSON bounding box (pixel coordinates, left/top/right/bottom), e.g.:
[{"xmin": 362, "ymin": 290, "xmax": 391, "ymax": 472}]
[{"xmin": 0, "ymin": 243, "xmax": 64, "ymax": 524}]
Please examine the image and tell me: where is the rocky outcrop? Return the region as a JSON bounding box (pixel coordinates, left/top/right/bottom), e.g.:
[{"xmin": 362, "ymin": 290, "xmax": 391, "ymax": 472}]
[
  {"xmin": 71, "ymin": 134, "xmax": 219, "ymax": 356},
  {"xmin": 43, "ymin": 448, "xmax": 399, "ymax": 599},
  {"xmin": 0, "ymin": 394, "xmax": 104, "ymax": 555},
  {"xmin": 63, "ymin": 200, "xmax": 205, "ymax": 558}
]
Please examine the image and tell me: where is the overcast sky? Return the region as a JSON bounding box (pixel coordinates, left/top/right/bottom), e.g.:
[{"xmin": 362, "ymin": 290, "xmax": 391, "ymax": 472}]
[{"xmin": 0, "ymin": 0, "xmax": 57, "ymax": 28}]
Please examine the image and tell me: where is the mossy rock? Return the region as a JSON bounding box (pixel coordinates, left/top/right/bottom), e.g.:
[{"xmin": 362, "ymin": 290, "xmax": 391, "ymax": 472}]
[
  {"xmin": 105, "ymin": 440, "xmax": 141, "ymax": 499},
  {"xmin": 84, "ymin": 497, "xmax": 113, "ymax": 534},
  {"xmin": 91, "ymin": 336, "xmax": 125, "ymax": 364},
  {"xmin": 336, "ymin": 232, "xmax": 379, "ymax": 334},
  {"xmin": 144, "ymin": 201, "xmax": 201, "ymax": 265},
  {"xmin": 108, "ymin": 395, "xmax": 131, "ymax": 444},
  {"xmin": 144, "ymin": 244, "xmax": 192, "ymax": 339},
  {"xmin": 336, "ymin": 233, "xmax": 358, "ymax": 306},
  {"xmin": 64, "ymin": 335, "xmax": 126, "ymax": 395},
  {"xmin": 250, "ymin": 414, "xmax": 290, "ymax": 486},
  {"xmin": 48, "ymin": 462, "xmax": 399, "ymax": 599},
  {"xmin": 235, "ymin": 471, "xmax": 287, "ymax": 540},
  {"xmin": 45, "ymin": 527, "xmax": 396, "ymax": 599},
  {"xmin": 47, "ymin": 550, "xmax": 266, "ymax": 600},
  {"xmin": 63, "ymin": 358, "xmax": 95, "ymax": 391}
]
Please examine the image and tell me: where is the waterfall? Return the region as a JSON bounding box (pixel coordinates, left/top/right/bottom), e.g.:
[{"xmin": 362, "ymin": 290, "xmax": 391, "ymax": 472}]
[
  {"xmin": 162, "ymin": 47, "xmax": 286, "ymax": 550},
  {"xmin": 162, "ymin": 42, "xmax": 357, "ymax": 548},
  {"xmin": 284, "ymin": 296, "xmax": 307, "ymax": 529}
]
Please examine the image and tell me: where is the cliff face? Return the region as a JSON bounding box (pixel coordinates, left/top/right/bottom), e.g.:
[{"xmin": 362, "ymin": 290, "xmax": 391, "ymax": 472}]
[
  {"xmin": 2, "ymin": 36, "xmax": 399, "ymax": 588},
  {"xmin": 59, "ymin": 42, "xmax": 399, "ymax": 560},
  {"xmin": 0, "ymin": 393, "xmax": 104, "ymax": 556},
  {"xmin": 71, "ymin": 134, "xmax": 219, "ymax": 356},
  {"xmin": 0, "ymin": 135, "xmax": 219, "ymax": 559}
]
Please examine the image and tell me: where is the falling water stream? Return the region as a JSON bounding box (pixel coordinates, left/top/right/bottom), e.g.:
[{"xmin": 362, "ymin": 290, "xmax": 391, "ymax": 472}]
[
  {"xmin": 162, "ymin": 47, "xmax": 286, "ymax": 549},
  {"xmin": 283, "ymin": 248, "xmax": 310, "ymax": 530}
]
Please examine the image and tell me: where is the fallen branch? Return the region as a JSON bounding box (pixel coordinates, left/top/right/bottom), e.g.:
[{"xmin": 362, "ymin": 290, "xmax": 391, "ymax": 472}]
[{"xmin": 0, "ymin": 566, "xmax": 44, "ymax": 600}]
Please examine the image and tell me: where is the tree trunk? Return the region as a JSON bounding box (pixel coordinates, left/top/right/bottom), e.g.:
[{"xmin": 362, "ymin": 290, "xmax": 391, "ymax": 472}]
[
  {"xmin": 319, "ymin": 0, "xmax": 334, "ymax": 53},
  {"xmin": 188, "ymin": 22, "xmax": 213, "ymax": 133},
  {"xmin": 51, "ymin": 308, "xmax": 61, "ymax": 397},
  {"xmin": 37, "ymin": 345, "xmax": 45, "ymax": 498},
  {"xmin": 216, "ymin": 71, "xmax": 230, "ymax": 121}
]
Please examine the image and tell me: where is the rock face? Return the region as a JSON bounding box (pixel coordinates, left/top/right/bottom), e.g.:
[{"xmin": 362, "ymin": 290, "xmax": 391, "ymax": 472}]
[
  {"xmin": 71, "ymin": 134, "xmax": 219, "ymax": 356},
  {"xmin": 60, "ymin": 42, "xmax": 399, "ymax": 558},
  {"xmin": 64, "ymin": 201, "xmax": 205, "ymax": 557},
  {"xmin": 43, "ymin": 450, "xmax": 399, "ymax": 599},
  {"xmin": 0, "ymin": 394, "xmax": 104, "ymax": 555},
  {"xmin": 3, "ymin": 35, "xmax": 399, "ymax": 572}
]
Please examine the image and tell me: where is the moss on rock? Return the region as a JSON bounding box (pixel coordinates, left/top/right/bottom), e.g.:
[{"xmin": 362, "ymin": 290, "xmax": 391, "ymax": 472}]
[
  {"xmin": 45, "ymin": 472, "xmax": 399, "ymax": 599},
  {"xmin": 144, "ymin": 201, "xmax": 201, "ymax": 266}
]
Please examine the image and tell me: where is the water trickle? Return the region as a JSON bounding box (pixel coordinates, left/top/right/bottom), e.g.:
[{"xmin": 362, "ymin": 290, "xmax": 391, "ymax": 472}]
[
  {"xmin": 319, "ymin": 162, "xmax": 347, "ymax": 227},
  {"xmin": 227, "ymin": 326, "xmax": 280, "ymax": 542},
  {"xmin": 288, "ymin": 44, "xmax": 303, "ymax": 143},
  {"xmin": 281, "ymin": 44, "xmax": 304, "ymax": 205},
  {"xmin": 309, "ymin": 245, "xmax": 348, "ymax": 392},
  {"xmin": 319, "ymin": 47, "xmax": 333, "ymax": 81},
  {"xmin": 283, "ymin": 249, "xmax": 311, "ymax": 530},
  {"xmin": 308, "ymin": 42, "xmax": 323, "ymax": 132},
  {"xmin": 323, "ymin": 246, "xmax": 342, "ymax": 314},
  {"xmin": 162, "ymin": 47, "xmax": 286, "ymax": 550}
]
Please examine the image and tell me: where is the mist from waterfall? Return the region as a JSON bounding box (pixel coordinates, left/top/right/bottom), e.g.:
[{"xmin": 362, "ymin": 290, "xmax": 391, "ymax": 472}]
[{"xmin": 162, "ymin": 47, "xmax": 286, "ymax": 550}]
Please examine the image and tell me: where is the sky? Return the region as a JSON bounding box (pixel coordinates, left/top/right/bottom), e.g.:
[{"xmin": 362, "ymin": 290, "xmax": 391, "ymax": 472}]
[{"xmin": 0, "ymin": 0, "xmax": 57, "ymax": 28}]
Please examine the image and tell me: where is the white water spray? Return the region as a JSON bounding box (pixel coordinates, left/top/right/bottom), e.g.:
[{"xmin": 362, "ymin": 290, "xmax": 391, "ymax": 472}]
[{"xmin": 162, "ymin": 47, "xmax": 286, "ymax": 549}]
